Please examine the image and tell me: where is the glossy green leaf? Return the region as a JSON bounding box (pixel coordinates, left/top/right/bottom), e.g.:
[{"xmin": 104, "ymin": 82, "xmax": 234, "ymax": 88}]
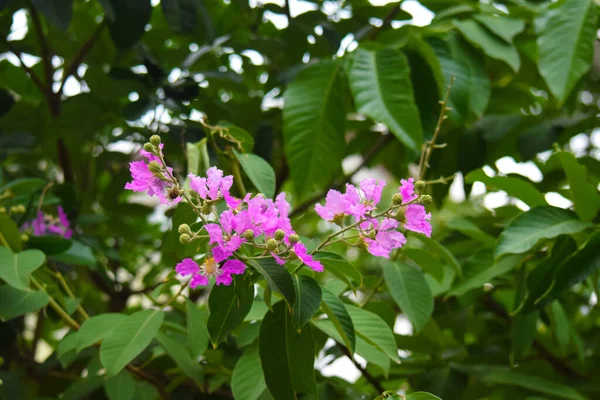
[
  {"xmin": 250, "ymin": 259, "xmax": 295, "ymax": 307},
  {"xmin": 259, "ymin": 301, "xmax": 316, "ymax": 400},
  {"xmin": 292, "ymin": 275, "xmax": 321, "ymax": 330},
  {"xmin": 156, "ymin": 331, "xmax": 203, "ymax": 384},
  {"xmin": 402, "ymin": 248, "xmax": 444, "ymax": 282},
  {"xmin": 233, "ymin": 149, "xmax": 276, "ymax": 199},
  {"xmin": 283, "ymin": 60, "xmax": 346, "ymax": 193},
  {"xmin": 186, "ymin": 299, "xmax": 209, "ymax": 358},
  {"xmin": 0, "ymin": 214, "xmax": 22, "ymax": 252},
  {"xmin": 320, "ymin": 288, "xmax": 355, "ymax": 354},
  {"xmin": 56, "ymin": 332, "xmax": 78, "ymax": 368},
  {"xmin": 0, "ymin": 285, "xmax": 49, "ymax": 320},
  {"xmin": 207, "ymin": 274, "xmax": 254, "ymax": 345},
  {"xmin": 313, "ymin": 252, "xmax": 362, "ymax": 288},
  {"xmin": 406, "ymin": 393, "xmax": 442, "ymax": 400},
  {"xmin": 473, "ymin": 15, "xmax": 525, "ymax": 43},
  {"xmin": 447, "ymin": 254, "xmax": 523, "ymax": 297},
  {"xmin": 495, "ymin": 206, "xmax": 592, "ymax": 258},
  {"xmin": 217, "ymin": 122, "xmax": 255, "ymax": 153},
  {"xmin": 231, "ymin": 344, "xmax": 268, "ymax": 400},
  {"xmin": 161, "ymin": 0, "xmax": 197, "ymax": 35},
  {"xmin": 537, "ymin": 0, "xmax": 597, "ymax": 104},
  {"xmin": 348, "ymin": 47, "xmax": 422, "ymax": 150},
  {"xmin": 417, "ymin": 236, "xmax": 462, "ymax": 278},
  {"xmin": 465, "ymin": 169, "xmax": 546, "ymax": 207},
  {"xmin": 346, "ymin": 305, "xmax": 399, "ymax": 362},
  {"xmin": 107, "ymin": 0, "xmax": 152, "ymax": 49},
  {"xmin": 77, "ymin": 313, "xmax": 128, "ymax": 352},
  {"xmin": 383, "ymin": 261, "xmax": 433, "ymax": 332},
  {"xmin": 100, "ymin": 309, "xmax": 165, "ymax": 377},
  {"xmin": 32, "ymin": 0, "xmax": 73, "ymax": 31},
  {"xmin": 555, "ymin": 150, "xmax": 600, "ymax": 221},
  {"xmin": 549, "ymin": 301, "xmax": 570, "ymax": 353},
  {"xmin": 104, "ymin": 371, "xmax": 136, "ymax": 400},
  {"xmin": 510, "ymin": 311, "xmax": 537, "ymax": 363},
  {"xmin": 0, "ymin": 247, "xmax": 45, "ymax": 291}
]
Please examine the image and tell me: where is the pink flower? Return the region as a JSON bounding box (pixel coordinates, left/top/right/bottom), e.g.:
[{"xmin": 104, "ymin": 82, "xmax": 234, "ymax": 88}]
[
  {"xmin": 23, "ymin": 206, "xmax": 73, "ymax": 239},
  {"xmin": 344, "ymin": 184, "xmax": 367, "ymax": 217},
  {"xmin": 315, "ymin": 189, "xmax": 354, "ymax": 221},
  {"xmin": 404, "ymin": 204, "xmax": 432, "ymax": 237},
  {"xmin": 363, "ymin": 218, "xmax": 406, "ymax": 258},
  {"xmin": 176, "ymin": 257, "xmax": 246, "ymax": 288},
  {"xmin": 188, "ymin": 167, "xmax": 238, "ymax": 207},
  {"xmin": 125, "ymin": 144, "xmax": 181, "ymax": 205},
  {"xmin": 292, "ymin": 242, "xmax": 323, "ymax": 272},
  {"xmin": 399, "ymin": 178, "xmax": 418, "ymax": 203},
  {"xmin": 204, "ymin": 210, "xmax": 245, "ymax": 259},
  {"xmin": 359, "ymin": 178, "xmax": 385, "ymax": 211}
]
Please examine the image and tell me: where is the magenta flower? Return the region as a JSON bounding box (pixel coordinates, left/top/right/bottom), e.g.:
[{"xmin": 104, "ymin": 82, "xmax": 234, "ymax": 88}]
[
  {"xmin": 399, "ymin": 178, "xmax": 418, "ymax": 203},
  {"xmin": 176, "ymin": 257, "xmax": 246, "ymax": 288},
  {"xmin": 404, "ymin": 205, "xmax": 432, "ymax": 237},
  {"xmin": 363, "ymin": 218, "xmax": 406, "ymax": 258},
  {"xmin": 344, "ymin": 184, "xmax": 367, "ymax": 217},
  {"xmin": 23, "ymin": 206, "xmax": 73, "ymax": 239},
  {"xmin": 292, "ymin": 242, "xmax": 323, "ymax": 272},
  {"xmin": 125, "ymin": 144, "xmax": 181, "ymax": 205},
  {"xmin": 359, "ymin": 178, "xmax": 385, "ymax": 211},
  {"xmin": 315, "ymin": 189, "xmax": 354, "ymax": 222},
  {"xmin": 204, "ymin": 210, "xmax": 245, "ymax": 258},
  {"xmin": 188, "ymin": 167, "xmax": 236, "ymax": 207}
]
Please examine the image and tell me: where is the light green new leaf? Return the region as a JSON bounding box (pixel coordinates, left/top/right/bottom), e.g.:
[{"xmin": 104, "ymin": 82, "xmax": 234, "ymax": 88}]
[
  {"xmin": 454, "ymin": 19, "xmax": 520, "ymax": 71},
  {"xmin": 231, "ymin": 344, "xmax": 268, "ymax": 400},
  {"xmin": 100, "ymin": 309, "xmax": 165, "ymax": 377},
  {"xmin": 233, "ymin": 149, "xmax": 276, "ymax": 199},
  {"xmin": 283, "ymin": 60, "xmax": 346, "ymax": 193},
  {"xmin": 383, "ymin": 262, "xmax": 433, "ymax": 332},
  {"xmin": 250, "ymin": 259, "xmax": 295, "ymax": 307},
  {"xmin": 77, "ymin": 313, "xmax": 128, "ymax": 352},
  {"xmin": 495, "ymin": 206, "xmax": 591, "ymax": 258},
  {"xmin": 156, "ymin": 331, "xmax": 204, "ymax": 385},
  {"xmin": 320, "ymin": 288, "xmax": 356, "ymax": 354},
  {"xmin": 554, "ymin": 150, "xmax": 600, "ymax": 221},
  {"xmin": 348, "ymin": 48, "xmax": 422, "ymax": 150},
  {"xmin": 0, "ymin": 247, "xmax": 45, "ymax": 291},
  {"xmin": 537, "ymin": 0, "xmax": 597, "ymax": 104},
  {"xmin": 186, "ymin": 299, "xmax": 209, "ymax": 358},
  {"xmin": 292, "ymin": 275, "xmax": 322, "ymax": 330},
  {"xmin": 465, "ymin": 169, "xmax": 546, "ymax": 208},
  {"xmin": 104, "ymin": 371, "xmax": 136, "ymax": 400},
  {"xmin": 473, "ymin": 15, "xmax": 525, "ymax": 43},
  {"xmin": 346, "ymin": 305, "xmax": 399, "ymax": 362},
  {"xmin": 0, "ymin": 285, "xmax": 49, "ymax": 320}
]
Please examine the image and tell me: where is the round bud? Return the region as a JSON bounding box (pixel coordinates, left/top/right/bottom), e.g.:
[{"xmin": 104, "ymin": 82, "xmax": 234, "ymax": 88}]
[
  {"xmin": 393, "ymin": 208, "xmax": 406, "ymax": 223},
  {"xmin": 274, "ymin": 229, "xmax": 285, "ymax": 241},
  {"xmin": 288, "ymin": 234, "xmax": 300, "ymax": 244},
  {"xmin": 418, "ymin": 194, "xmax": 433, "ymax": 205},
  {"xmin": 148, "ymin": 161, "xmax": 162, "ymax": 174},
  {"xmin": 0, "ymin": 207, "xmax": 5, "ymax": 214},
  {"xmin": 333, "ymin": 214, "xmax": 345, "ymax": 227},
  {"xmin": 178, "ymin": 223, "xmax": 192, "ymax": 235},
  {"xmin": 20, "ymin": 233, "xmax": 29, "ymax": 242},
  {"xmin": 143, "ymin": 143, "xmax": 157, "ymax": 155},
  {"xmin": 179, "ymin": 233, "xmax": 192, "ymax": 244},
  {"xmin": 266, "ymin": 238, "xmax": 279, "ymax": 251},
  {"xmin": 200, "ymin": 202, "xmax": 213, "ymax": 215},
  {"xmin": 365, "ymin": 231, "xmax": 376, "ymax": 239},
  {"xmin": 9, "ymin": 205, "xmax": 22, "ymax": 214},
  {"xmin": 415, "ymin": 180, "xmax": 426, "ymax": 193},
  {"xmin": 242, "ymin": 229, "xmax": 255, "ymax": 241},
  {"xmin": 392, "ymin": 193, "xmax": 404, "ymax": 206},
  {"xmin": 149, "ymin": 135, "xmax": 161, "ymax": 147}
]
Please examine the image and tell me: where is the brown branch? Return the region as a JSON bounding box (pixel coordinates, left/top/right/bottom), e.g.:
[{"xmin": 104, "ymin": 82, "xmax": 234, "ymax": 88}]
[
  {"xmin": 289, "ymin": 133, "xmax": 392, "ymax": 218},
  {"xmin": 338, "ymin": 344, "xmax": 385, "ymax": 393},
  {"xmin": 368, "ymin": 2, "xmax": 403, "ymax": 40},
  {"xmin": 283, "ymin": 0, "xmax": 291, "ymax": 18},
  {"xmin": 4, "ymin": 41, "xmax": 48, "ymax": 94}
]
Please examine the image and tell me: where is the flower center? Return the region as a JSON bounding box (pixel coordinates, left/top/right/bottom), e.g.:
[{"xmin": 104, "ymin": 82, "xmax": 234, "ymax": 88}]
[{"xmin": 202, "ymin": 257, "xmax": 220, "ymax": 277}]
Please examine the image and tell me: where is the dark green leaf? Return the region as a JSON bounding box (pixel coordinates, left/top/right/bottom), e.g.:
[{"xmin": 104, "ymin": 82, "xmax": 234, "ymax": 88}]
[
  {"xmin": 292, "ymin": 275, "xmax": 321, "ymax": 330},
  {"xmin": 32, "ymin": 0, "xmax": 73, "ymax": 31},
  {"xmin": 104, "ymin": 371, "xmax": 136, "ymax": 400},
  {"xmin": 250, "ymin": 259, "xmax": 295, "ymax": 306},
  {"xmin": 447, "ymin": 254, "xmax": 523, "ymax": 297},
  {"xmin": 108, "ymin": 0, "xmax": 152, "ymax": 48},
  {"xmin": 156, "ymin": 331, "xmax": 204, "ymax": 384},
  {"xmin": 0, "ymin": 247, "xmax": 45, "ymax": 291},
  {"xmin": 77, "ymin": 313, "xmax": 128, "ymax": 352},
  {"xmin": 406, "ymin": 393, "xmax": 442, "ymax": 400},
  {"xmin": 0, "ymin": 285, "xmax": 49, "ymax": 320},
  {"xmin": 402, "ymin": 248, "xmax": 444, "ymax": 282},
  {"xmin": 554, "ymin": 150, "xmax": 600, "ymax": 221},
  {"xmin": 473, "ymin": 15, "xmax": 525, "ymax": 43},
  {"xmin": 186, "ymin": 299, "xmax": 209, "ymax": 358},
  {"xmin": 50, "ymin": 240, "xmax": 96, "ymax": 266},
  {"xmin": 0, "ymin": 214, "xmax": 22, "ymax": 252},
  {"xmin": 313, "ymin": 252, "xmax": 362, "ymax": 289},
  {"xmin": 233, "ymin": 149, "xmax": 276, "ymax": 199},
  {"xmin": 231, "ymin": 344, "xmax": 268, "ymax": 400},
  {"xmin": 346, "ymin": 305, "xmax": 399, "ymax": 362},
  {"xmin": 465, "ymin": 169, "xmax": 547, "ymax": 207},
  {"xmin": 27, "ymin": 235, "xmax": 72, "ymax": 255},
  {"xmin": 320, "ymin": 287, "xmax": 355, "ymax": 354},
  {"xmin": 161, "ymin": 0, "xmax": 197, "ymax": 35}
]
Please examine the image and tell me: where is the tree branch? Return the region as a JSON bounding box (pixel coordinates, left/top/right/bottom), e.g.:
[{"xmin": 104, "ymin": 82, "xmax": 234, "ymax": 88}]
[
  {"xmin": 338, "ymin": 344, "xmax": 385, "ymax": 393},
  {"xmin": 4, "ymin": 41, "xmax": 48, "ymax": 95},
  {"xmin": 368, "ymin": 2, "xmax": 403, "ymax": 40}
]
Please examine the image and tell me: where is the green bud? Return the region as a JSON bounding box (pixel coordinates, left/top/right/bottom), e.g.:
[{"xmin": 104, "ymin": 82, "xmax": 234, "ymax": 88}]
[
  {"xmin": 148, "ymin": 161, "xmax": 162, "ymax": 174},
  {"xmin": 20, "ymin": 233, "xmax": 29, "ymax": 242},
  {"xmin": 393, "ymin": 208, "xmax": 405, "ymax": 223},
  {"xmin": 178, "ymin": 223, "xmax": 192, "ymax": 235},
  {"xmin": 242, "ymin": 229, "xmax": 255, "ymax": 241},
  {"xmin": 9, "ymin": 205, "xmax": 24, "ymax": 214},
  {"xmin": 274, "ymin": 229, "xmax": 285, "ymax": 241},
  {"xmin": 266, "ymin": 238, "xmax": 279, "ymax": 251},
  {"xmin": 0, "ymin": 207, "xmax": 5, "ymax": 214},
  {"xmin": 200, "ymin": 202, "xmax": 213, "ymax": 215},
  {"xmin": 143, "ymin": 143, "xmax": 157, "ymax": 155},
  {"xmin": 365, "ymin": 230, "xmax": 376, "ymax": 239},
  {"xmin": 392, "ymin": 193, "xmax": 404, "ymax": 206},
  {"xmin": 288, "ymin": 234, "xmax": 300, "ymax": 244},
  {"xmin": 333, "ymin": 214, "xmax": 344, "ymax": 227},
  {"xmin": 418, "ymin": 194, "xmax": 433, "ymax": 205},
  {"xmin": 149, "ymin": 135, "xmax": 161, "ymax": 147},
  {"xmin": 415, "ymin": 180, "xmax": 426, "ymax": 193},
  {"xmin": 179, "ymin": 233, "xmax": 192, "ymax": 244}
]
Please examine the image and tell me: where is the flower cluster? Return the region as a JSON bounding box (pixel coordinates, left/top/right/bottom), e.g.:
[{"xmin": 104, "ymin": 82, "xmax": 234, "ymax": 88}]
[
  {"xmin": 22, "ymin": 206, "xmax": 73, "ymax": 239},
  {"xmin": 314, "ymin": 177, "xmax": 432, "ymax": 258}
]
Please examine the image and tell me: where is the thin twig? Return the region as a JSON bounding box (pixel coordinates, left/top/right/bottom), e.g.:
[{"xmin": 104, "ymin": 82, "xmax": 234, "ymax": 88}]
[
  {"xmin": 4, "ymin": 41, "xmax": 47, "ymax": 94},
  {"xmin": 368, "ymin": 2, "xmax": 404, "ymax": 40},
  {"xmin": 337, "ymin": 344, "xmax": 385, "ymax": 393},
  {"xmin": 31, "ymin": 276, "xmax": 80, "ymax": 330},
  {"xmin": 50, "ymin": 268, "xmax": 90, "ymax": 320}
]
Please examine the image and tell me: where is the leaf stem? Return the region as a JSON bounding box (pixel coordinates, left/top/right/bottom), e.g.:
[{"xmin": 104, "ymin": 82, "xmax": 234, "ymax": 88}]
[
  {"xmin": 49, "ymin": 268, "xmax": 90, "ymax": 320},
  {"xmin": 31, "ymin": 276, "xmax": 80, "ymax": 330}
]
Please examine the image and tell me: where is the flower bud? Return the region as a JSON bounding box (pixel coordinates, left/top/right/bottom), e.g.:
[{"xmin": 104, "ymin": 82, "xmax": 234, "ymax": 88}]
[
  {"xmin": 415, "ymin": 180, "xmax": 426, "ymax": 193},
  {"xmin": 0, "ymin": 207, "xmax": 5, "ymax": 214},
  {"xmin": 365, "ymin": 230, "xmax": 376, "ymax": 239},
  {"xmin": 392, "ymin": 193, "xmax": 404, "ymax": 206},
  {"xmin": 10, "ymin": 205, "xmax": 24, "ymax": 214},
  {"xmin": 200, "ymin": 202, "xmax": 213, "ymax": 215},
  {"xmin": 288, "ymin": 234, "xmax": 300, "ymax": 244},
  {"xmin": 242, "ymin": 229, "xmax": 255, "ymax": 241},
  {"xmin": 148, "ymin": 161, "xmax": 163, "ymax": 174},
  {"xmin": 393, "ymin": 208, "xmax": 405, "ymax": 223},
  {"xmin": 144, "ymin": 143, "xmax": 157, "ymax": 155},
  {"xmin": 418, "ymin": 194, "xmax": 432, "ymax": 205},
  {"xmin": 178, "ymin": 223, "xmax": 192, "ymax": 235},
  {"xmin": 274, "ymin": 229, "xmax": 285, "ymax": 241},
  {"xmin": 266, "ymin": 238, "xmax": 279, "ymax": 251},
  {"xmin": 20, "ymin": 233, "xmax": 29, "ymax": 242},
  {"xmin": 149, "ymin": 135, "xmax": 161, "ymax": 147},
  {"xmin": 179, "ymin": 233, "xmax": 192, "ymax": 244},
  {"xmin": 333, "ymin": 214, "xmax": 344, "ymax": 227}
]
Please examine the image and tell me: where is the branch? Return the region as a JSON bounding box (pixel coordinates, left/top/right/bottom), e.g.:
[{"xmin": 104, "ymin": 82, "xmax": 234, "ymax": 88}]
[
  {"xmin": 289, "ymin": 134, "xmax": 392, "ymax": 218},
  {"xmin": 338, "ymin": 344, "xmax": 385, "ymax": 393},
  {"xmin": 4, "ymin": 41, "xmax": 47, "ymax": 94},
  {"xmin": 368, "ymin": 2, "xmax": 403, "ymax": 40},
  {"xmin": 28, "ymin": 2, "xmax": 53, "ymax": 88}
]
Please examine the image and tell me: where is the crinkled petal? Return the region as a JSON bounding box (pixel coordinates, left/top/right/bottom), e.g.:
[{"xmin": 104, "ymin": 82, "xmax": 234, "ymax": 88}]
[
  {"xmin": 271, "ymin": 252, "xmax": 286, "ymax": 265},
  {"xmin": 224, "ymin": 235, "xmax": 244, "ymax": 253},
  {"xmin": 222, "ymin": 259, "xmax": 246, "ymax": 275},
  {"xmin": 215, "ymin": 272, "xmax": 233, "ymax": 286},
  {"xmin": 188, "ymin": 173, "xmax": 208, "ymax": 199},
  {"xmin": 190, "ymin": 273, "xmax": 210, "ymax": 288},
  {"xmin": 404, "ymin": 204, "xmax": 432, "ymax": 237},
  {"xmin": 206, "ymin": 167, "xmax": 224, "ymax": 200},
  {"xmin": 176, "ymin": 258, "xmax": 200, "ymax": 276},
  {"xmin": 212, "ymin": 246, "xmax": 230, "ymax": 263},
  {"xmin": 204, "ymin": 224, "xmax": 223, "ymax": 245},
  {"xmin": 399, "ymin": 178, "xmax": 417, "ymax": 203}
]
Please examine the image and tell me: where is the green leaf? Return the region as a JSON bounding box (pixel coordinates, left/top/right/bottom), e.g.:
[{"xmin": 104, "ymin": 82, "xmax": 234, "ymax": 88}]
[
  {"xmin": 313, "ymin": 252, "xmax": 362, "ymax": 289},
  {"xmin": 231, "ymin": 344, "xmax": 268, "ymax": 400},
  {"xmin": 50, "ymin": 240, "xmax": 96, "ymax": 266},
  {"xmin": 283, "ymin": 60, "xmax": 346, "ymax": 193},
  {"xmin": 537, "ymin": 0, "xmax": 597, "ymax": 104},
  {"xmin": 383, "ymin": 261, "xmax": 433, "ymax": 332},
  {"xmin": 104, "ymin": 371, "xmax": 136, "ymax": 400},
  {"xmin": 0, "ymin": 214, "xmax": 22, "ymax": 252},
  {"xmin": 495, "ymin": 206, "xmax": 592, "ymax": 258},
  {"xmin": 31, "ymin": 0, "xmax": 73, "ymax": 31},
  {"xmin": 218, "ymin": 121, "xmax": 255, "ymax": 153},
  {"xmin": 77, "ymin": 313, "xmax": 128, "ymax": 352},
  {"xmin": 161, "ymin": 0, "xmax": 197, "ymax": 35},
  {"xmin": 186, "ymin": 299, "xmax": 209, "ymax": 358},
  {"xmin": 406, "ymin": 393, "xmax": 442, "ymax": 400},
  {"xmin": 56, "ymin": 333, "xmax": 78, "ymax": 368},
  {"xmin": 292, "ymin": 275, "xmax": 321, "ymax": 330},
  {"xmin": 233, "ymin": 149, "xmax": 276, "ymax": 199},
  {"xmin": 465, "ymin": 169, "xmax": 547, "ymax": 207},
  {"xmin": 348, "ymin": 47, "xmax": 422, "ymax": 151},
  {"xmin": 0, "ymin": 285, "xmax": 49, "ymax": 320},
  {"xmin": 473, "ymin": 15, "xmax": 525, "ymax": 43},
  {"xmin": 346, "ymin": 305, "xmax": 399, "ymax": 362},
  {"xmin": 134, "ymin": 381, "xmax": 159, "ymax": 400},
  {"xmin": 554, "ymin": 150, "xmax": 600, "ymax": 221},
  {"xmin": 510, "ymin": 311, "xmax": 538, "ymax": 363},
  {"xmin": 447, "ymin": 254, "xmax": 523, "ymax": 297},
  {"xmin": 259, "ymin": 302, "xmax": 316, "ymax": 399},
  {"xmin": 62, "ymin": 376, "xmax": 104, "ymax": 400},
  {"xmin": 27, "ymin": 235, "xmax": 72, "ymax": 255},
  {"xmin": 250, "ymin": 259, "xmax": 295, "ymax": 307},
  {"xmin": 454, "ymin": 19, "xmax": 520, "ymax": 71},
  {"xmin": 0, "ymin": 247, "xmax": 45, "ymax": 291},
  {"xmin": 402, "ymin": 248, "xmax": 444, "ymax": 282},
  {"xmin": 448, "ymin": 218, "xmax": 496, "ymax": 245},
  {"xmin": 207, "ymin": 274, "xmax": 254, "ymax": 345},
  {"xmin": 108, "ymin": 0, "xmax": 152, "ymax": 49},
  {"xmin": 100, "ymin": 309, "xmax": 165, "ymax": 377},
  {"xmin": 549, "ymin": 301, "xmax": 570, "ymax": 353},
  {"xmin": 156, "ymin": 331, "xmax": 204, "ymax": 385},
  {"xmin": 320, "ymin": 288, "xmax": 356, "ymax": 354},
  {"xmin": 416, "ymin": 236, "xmax": 462, "ymax": 278}
]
